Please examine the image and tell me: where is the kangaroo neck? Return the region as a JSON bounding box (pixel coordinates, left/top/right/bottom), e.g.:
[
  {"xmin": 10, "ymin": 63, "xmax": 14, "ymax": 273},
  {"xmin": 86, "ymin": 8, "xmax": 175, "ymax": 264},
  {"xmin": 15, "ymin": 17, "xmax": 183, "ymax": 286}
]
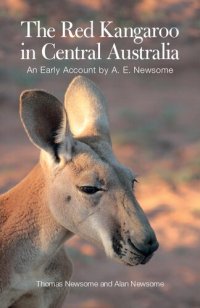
[{"xmin": 1, "ymin": 163, "xmax": 73, "ymax": 261}]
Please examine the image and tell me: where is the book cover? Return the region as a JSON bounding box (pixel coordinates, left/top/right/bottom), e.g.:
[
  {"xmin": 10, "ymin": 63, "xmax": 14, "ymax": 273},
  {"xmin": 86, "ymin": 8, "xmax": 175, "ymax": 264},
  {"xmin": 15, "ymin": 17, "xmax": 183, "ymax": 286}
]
[{"xmin": 0, "ymin": 1, "xmax": 199, "ymax": 307}]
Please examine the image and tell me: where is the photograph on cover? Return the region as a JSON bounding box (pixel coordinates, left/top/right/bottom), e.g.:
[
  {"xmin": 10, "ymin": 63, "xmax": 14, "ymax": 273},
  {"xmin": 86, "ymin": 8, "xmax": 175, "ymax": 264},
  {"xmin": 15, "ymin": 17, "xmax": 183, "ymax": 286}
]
[{"xmin": 0, "ymin": 1, "xmax": 199, "ymax": 307}]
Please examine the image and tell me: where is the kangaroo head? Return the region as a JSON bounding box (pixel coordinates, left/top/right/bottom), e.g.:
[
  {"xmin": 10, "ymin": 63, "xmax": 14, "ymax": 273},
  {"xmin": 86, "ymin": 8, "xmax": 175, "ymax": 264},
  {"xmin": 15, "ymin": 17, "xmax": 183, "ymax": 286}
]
[{"xmin": 20, "ymin": 76, "xmax": 158, "ymax": 266}]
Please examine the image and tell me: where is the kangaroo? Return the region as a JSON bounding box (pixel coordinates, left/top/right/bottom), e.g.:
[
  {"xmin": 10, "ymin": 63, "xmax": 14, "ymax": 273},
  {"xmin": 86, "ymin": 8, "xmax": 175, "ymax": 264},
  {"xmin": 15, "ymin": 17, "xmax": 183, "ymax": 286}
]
[{"xmin": 0, "ymin": 76, "xmax": 159, "ymax": 307}]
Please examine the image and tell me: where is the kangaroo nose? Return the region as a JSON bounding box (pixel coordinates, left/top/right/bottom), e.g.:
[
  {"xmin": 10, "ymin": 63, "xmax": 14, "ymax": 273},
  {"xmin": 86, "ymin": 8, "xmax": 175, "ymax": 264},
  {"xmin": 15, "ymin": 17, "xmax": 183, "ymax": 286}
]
[
  {"xmin": 144, "ymin": 236, "xmax": 159, "ymax": 255},
  {"xmin": 128, "ymin": 233, "xmax": 159, "ymax": 257}
]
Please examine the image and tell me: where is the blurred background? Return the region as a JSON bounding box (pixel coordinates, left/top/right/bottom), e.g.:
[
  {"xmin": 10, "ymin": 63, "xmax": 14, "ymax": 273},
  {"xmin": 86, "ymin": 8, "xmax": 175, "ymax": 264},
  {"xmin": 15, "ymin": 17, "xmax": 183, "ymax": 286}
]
[{"xmin": 0, "ymin": 0, "xmax": 200, "ymax": 307}]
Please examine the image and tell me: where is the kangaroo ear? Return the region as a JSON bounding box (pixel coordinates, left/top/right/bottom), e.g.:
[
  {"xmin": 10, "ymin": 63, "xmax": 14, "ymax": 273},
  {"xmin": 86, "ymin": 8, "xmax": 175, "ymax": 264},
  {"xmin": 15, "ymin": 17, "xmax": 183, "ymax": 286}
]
[
  {"xmin": 20, "ymin": 90, "xmax": 73, "ymax": 162},
  {"xmin": 64, "ymin": 76, "xmax": 111, "ymax": 144}
]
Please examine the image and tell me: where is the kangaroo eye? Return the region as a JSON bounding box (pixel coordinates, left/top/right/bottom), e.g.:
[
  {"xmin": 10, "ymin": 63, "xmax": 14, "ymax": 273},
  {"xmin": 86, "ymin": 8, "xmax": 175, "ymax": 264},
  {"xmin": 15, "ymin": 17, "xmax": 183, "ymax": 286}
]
[{"xmin": 78, "ymin": 186, "xmax": 100, "ymax": 194}]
